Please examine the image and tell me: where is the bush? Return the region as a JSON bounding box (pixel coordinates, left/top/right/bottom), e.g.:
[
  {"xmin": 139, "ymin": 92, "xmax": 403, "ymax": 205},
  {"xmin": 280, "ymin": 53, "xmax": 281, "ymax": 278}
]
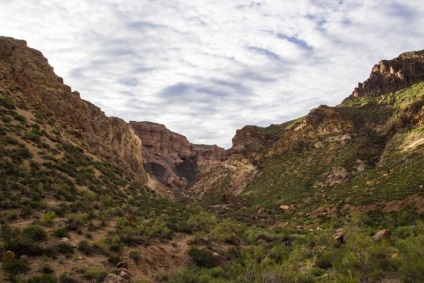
[
  {"xmin": 83, "ymin": 269, "xmax": 107, "ymax": 282},
  {"xmin": 22, "ymin": 225, "xmax": 48, "ymax": 242},
  {"xmin": 53, "ymin": 228, "xmax": 69, "ymax": 238},
  {"xmin": 44, "ymin": 211, "xmax": 57, "ymax": 223},
  {"xmin": 397, "ymin": 223, "xmax": 424, "ymax": 282},
  {"xmin": 59, "ymin": 273, "xmax": 79, "ymax": 283},
  {"xmin": 28, "ymin": 274, "xmax": 57, "ymax": 283},
  {"xmin": 55, "ymin": 242, "xmax": 75, "ymax": 255},
  {"xmin": 2, "ymin": 258, "xmax": 30, "ymax": 275},
  {"xmin": 77, "ymin": 240, "xmax": 93, "ymax": 255},
  {"xmin": 188, "ymin": 246, "xmax": 220, "ymax": 268},
  {"xmin": 129, "ymin": 250, "xmax": 141, "ymax": 263},
  {"xmin": 4, "ymin": 238, "xmax": 44, "ymax": 256}
]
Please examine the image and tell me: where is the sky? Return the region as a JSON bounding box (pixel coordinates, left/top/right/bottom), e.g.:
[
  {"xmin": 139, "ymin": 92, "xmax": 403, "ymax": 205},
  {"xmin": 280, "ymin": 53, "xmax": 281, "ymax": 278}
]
[{"xmin": 1, "ymin": 1, "xmax": 424, "ymax": 148}]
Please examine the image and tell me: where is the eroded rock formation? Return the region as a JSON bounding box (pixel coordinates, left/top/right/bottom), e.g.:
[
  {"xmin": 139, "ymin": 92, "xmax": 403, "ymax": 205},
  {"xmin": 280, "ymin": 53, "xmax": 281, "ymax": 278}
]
[
  {"xmin": 130, "ymin": 121, "xmax": 227, "ymax": 189},
  {"xmin": 349, "ymin": 50, "xmax": 424, "ymax": 99}
]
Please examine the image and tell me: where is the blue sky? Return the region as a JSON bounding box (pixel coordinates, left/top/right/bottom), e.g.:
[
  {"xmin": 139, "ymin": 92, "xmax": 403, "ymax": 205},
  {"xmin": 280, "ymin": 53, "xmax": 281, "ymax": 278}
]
[{"xmin": 1, "ymin": 0, "xmax": 424, "ymax": 148}]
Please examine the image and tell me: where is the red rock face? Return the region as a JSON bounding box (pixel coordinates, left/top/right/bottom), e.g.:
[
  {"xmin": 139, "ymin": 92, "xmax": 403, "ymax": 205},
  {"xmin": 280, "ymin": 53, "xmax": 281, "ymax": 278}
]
[
  {"xmin": 349, "ymin": 51, "xmax": 424, "ymax": 99},
  {"xmin": 130, "ymin": 121, "xmax": 227, "ymax": 189}
]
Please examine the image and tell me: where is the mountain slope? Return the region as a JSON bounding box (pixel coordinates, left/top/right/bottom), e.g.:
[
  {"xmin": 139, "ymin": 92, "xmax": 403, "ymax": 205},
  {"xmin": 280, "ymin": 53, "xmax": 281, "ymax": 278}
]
[
  {"xmin": 0, "ymin": 36, "xmax": 203, "ymax": 283},
  {"xmin": 191, "ymin": 50, "xmax": 424, "ymax": 229},
  {"xmin": 2, "ymin": 36, "xmax": 424, "ymax": 283}
]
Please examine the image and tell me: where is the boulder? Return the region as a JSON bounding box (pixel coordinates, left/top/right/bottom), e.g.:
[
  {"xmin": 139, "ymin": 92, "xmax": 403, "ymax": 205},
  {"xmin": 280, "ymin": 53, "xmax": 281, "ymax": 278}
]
[
  {"xmin": 334, "ymin": 228, "xmax": 345, "ymax": 244},
  {"xmin": 1, "ymin": 251, "xmax": 15, "ymax": 262},
  {"xmin": 373, "ymin": 229, "xmax": 391, "ymax": 241}
]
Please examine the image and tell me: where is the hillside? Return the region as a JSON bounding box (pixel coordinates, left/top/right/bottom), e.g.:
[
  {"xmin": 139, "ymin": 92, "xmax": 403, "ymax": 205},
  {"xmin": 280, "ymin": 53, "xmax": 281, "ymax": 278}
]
[{"xmin": 1, "ymin": 36, "xmax": 424, "ymax": 283}]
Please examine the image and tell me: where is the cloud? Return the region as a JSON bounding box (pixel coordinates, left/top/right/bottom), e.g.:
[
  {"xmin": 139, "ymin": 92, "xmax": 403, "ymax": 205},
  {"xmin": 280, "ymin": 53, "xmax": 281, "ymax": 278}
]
[{"xmin": 1, "ymin": 0, "xmax": 424, "ymax": 148}]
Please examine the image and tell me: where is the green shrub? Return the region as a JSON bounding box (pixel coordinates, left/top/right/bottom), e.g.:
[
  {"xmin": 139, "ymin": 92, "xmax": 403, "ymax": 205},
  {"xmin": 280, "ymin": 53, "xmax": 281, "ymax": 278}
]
[
  {"xmin": 129, "ymin": 250, "xmax": 141, "ymax": 263},
  {"xmin": 0, "ymin": 97, "xmax": 16, "ymax": 109},
  {"xmin": 83, "ymin": 269, "xmax": 107, "ymax": 282},
  {"xmin": 77, "ymin": 240, "xmax": 93, "ymax": 255},
  {"xmin": 44, "ymin": 211, "xmax": 57, "ymax": 223},
  {"xmin": 22, "ymin": 225, "xmax": 48, "ymax": 242},
  {"xmin": 28, "ymin": 274, "xmax": 57, "ymax": 283},
  {"xmin": 397, "ymin": 223, "xmax": 424, "ymax": 282},
  {"xmin": 4, "ymin": 238, "xmax": 44, "ymax": 256},
  {"xmin": 42, "ymin": 264, "xmax": 54, "ymax": 274},
  {"xmin": 55, "ymin": 242, "xmax": 75, "ymax": 255},
  {"xmin": 59, "ymin": 273, "xmax": 79, "ymax": 283},
  {"xmin": 107, "ymin": 255, "xmax": 121, "ymax": 265},
  {"xmin": 2, "ymin": 258, "xmax": 30, "ymax": 275},
  {"xmin": 53, "ymin": 228, "xmax": 69, "ymax": 238},
  {"xmin": 188, "ymin": 246, "xmax": 220, "ymax": 268}
]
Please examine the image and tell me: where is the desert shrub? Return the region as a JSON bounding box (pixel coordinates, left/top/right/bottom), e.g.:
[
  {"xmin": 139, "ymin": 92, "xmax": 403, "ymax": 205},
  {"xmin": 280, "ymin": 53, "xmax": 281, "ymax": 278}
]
[
  {"xmin": 41, "ymin": 264, "xmax": 54, "ymax": 274},
  {"xmin": 59, "ymin": 273, "xmax": 79, "ymax": 283},
  {"xmin": 188, "ymin": 246, "xmax": 220, "ymax": 268},
  {"xmin": 129, "ymin": 250, "xmax": 141, "ymax": 263},
  {"xmin": 0, "ymin": 97, "xmax": 16, "ymax": 109},
  {"xmin": 77, "ymin": 240, "xmax": 93, "ymax": 255},
  {"xmin": 55, "ymin": 242, "xmax": 75, "ymax": 255},
  {"xmin": 107, "ymin": 255, "xmax": 121, "ymax": 265},
  {"xmin": 53, "ymin": 228, "xmax": 68, "ymax": 238},
  {"xmin": 22, "ymin": 225, "xmax": 48, "ymax": 241},
  {"xmin": 335, "ymin": 231, "xmax": 396, "ymax": 282},
  {"xmin": 4, "ymin": 238, "xmax": 44, "ymax": 256},
  {"xmin": 397, "ymin": 222, "xmax": 424, "ymax": 282},
  {"xmin": 2, "ymin": 258, "xmax": 30, "ymax": 275},
  {"xmin": 83, "ymin": 269, "xmax": 107, "ymax": 282},
  {"xmin": 44, "ymin": 211, "xmax": 57, "ymax": 223},
  {"xmin": 28, "ymin": 274, "xmax": 57, "ymax": 283}
]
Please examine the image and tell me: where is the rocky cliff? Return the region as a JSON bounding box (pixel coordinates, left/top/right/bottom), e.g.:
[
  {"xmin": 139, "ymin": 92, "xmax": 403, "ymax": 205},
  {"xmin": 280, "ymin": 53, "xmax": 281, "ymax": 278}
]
[
  {"xmin": 0, "ymin": 36, "xmax": 146, "ymax": 181},
  {"xmin": 349, "ymin": 50, "xmax": 424, "ymax": 99},
  {"xmin": 130, "ymin": 121, "xmax": 227, "ymax": 189}
]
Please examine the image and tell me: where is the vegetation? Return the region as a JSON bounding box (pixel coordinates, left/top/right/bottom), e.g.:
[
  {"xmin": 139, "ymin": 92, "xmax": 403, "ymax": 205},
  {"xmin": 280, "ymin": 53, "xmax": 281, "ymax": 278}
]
[{"xmin": 1, "ymin": 45, "xmax": 423, "ymax": 282}]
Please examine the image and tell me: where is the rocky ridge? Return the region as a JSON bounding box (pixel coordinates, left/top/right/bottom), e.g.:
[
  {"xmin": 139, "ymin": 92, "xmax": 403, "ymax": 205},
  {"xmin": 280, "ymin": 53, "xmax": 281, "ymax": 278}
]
[
  {"xmin": 0, "ymin": 36, "xmax": 147, "ymax": 181},
  {"xmin": 349, "ymin": 50, "xmax": 424, "ymax": 99}
]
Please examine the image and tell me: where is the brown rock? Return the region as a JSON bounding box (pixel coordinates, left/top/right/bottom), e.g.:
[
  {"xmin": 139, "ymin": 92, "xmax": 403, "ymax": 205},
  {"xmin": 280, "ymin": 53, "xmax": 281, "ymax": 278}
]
[
  {"xmin": 334, "ymin": 228, "xmax": 345, "ymax": 244},
  {"xmin": 2, "ymin": 251, "xmax": 15, "ymax": 262},
  {"xmin": 130, "ymin": 121, "xmax": 227, "ymax": 190},
  {"xmin": 119, "ymin": 268, "xmax": 131, "ymax": 280},
  {"xmin": 373, "ymin": 229, "xmax": 391, "ymax": 241},
  {"xmin": 268, "ymin": 106, "xmax": 354, "ymax": 156},
  {"xmin": 348, "ymin": 51, "xmax": 424, "ymax": 99},
  {"xmin": 279, "ymin": 205, "xmax": 290, "ymax": 212},
  {"xmin": 116, "ymin": 262, "xmax": 128, "ymax": 269}
]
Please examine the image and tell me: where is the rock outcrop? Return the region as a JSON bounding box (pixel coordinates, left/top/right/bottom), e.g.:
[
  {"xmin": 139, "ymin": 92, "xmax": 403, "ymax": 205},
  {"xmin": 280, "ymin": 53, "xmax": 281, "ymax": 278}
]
[
  {"xmin": 349, "ymin": 50, "xmax": 424, "ymax": 99},
  {"xmin": 0, "ymin": 36, "xmax": 146, "ymax": 181},
  {"xmin": 268, "ymin": 105, "xmax": 354, "ymax": 156},
  {"xmin": 130, "ymin": 121, "xmax": 227, "ymax": 189}
]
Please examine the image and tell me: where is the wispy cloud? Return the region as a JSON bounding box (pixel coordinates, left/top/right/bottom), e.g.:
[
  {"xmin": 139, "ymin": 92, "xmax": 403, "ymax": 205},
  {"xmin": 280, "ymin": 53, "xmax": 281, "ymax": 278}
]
[{"xmin": 1, "ymin": 0, "xmax": 424, "ymax": 148}]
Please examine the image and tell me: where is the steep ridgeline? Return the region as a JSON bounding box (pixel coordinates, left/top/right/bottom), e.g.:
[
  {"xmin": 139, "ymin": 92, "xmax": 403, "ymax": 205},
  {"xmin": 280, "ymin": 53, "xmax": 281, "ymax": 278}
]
[
  {"xmin": 130, "ymin": 121, "xmax": 227, "ymax": 191},
  {"xmin": 0, "ymin": 36, "xmax": 146, "ymax": 181},
  {"xmin": 349, "ymin": 50, "xmax": 424, "ymax": 99},
  {"xmin": 0, "ymin": 36, "xmax": 206, "ymax": 283},
  {"xmin": 191, "ymin": 50, "xmax": 424, "ymax": 225}
]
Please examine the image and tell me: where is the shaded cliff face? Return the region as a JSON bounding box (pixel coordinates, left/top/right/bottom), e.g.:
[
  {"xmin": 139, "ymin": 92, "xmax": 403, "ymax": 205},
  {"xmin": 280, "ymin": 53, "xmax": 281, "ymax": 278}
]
[
  {"xmin": 349, "ymin": 50, "xmax": 424, "ymax": 99},
  {"xmin": 130, "ymin": 121, "xmax": 227, "ymax": 190},
  {"xmin": 0, "ymin": 36, "xmax": 146, "ymax": 181}
]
